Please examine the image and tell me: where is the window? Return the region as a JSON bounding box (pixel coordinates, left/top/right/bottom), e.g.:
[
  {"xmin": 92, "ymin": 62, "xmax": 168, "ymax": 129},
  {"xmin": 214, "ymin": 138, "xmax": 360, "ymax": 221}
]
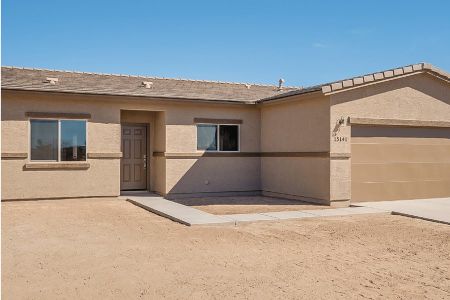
[
  {"xmin": 197, "ymin": 124, "xmax": 239, "ymax": 151},
  {"xmin": 30, "ymin": 120, "xmax": 58, "ymax": 160},
  {"xmin": 197, "ymin": 124, "xmax": 217, "ymax": 151},
  {"xmin": 30, "ymin": 119, "xmax": 87, "ymax": 161},
  {"xmin": 60, "ymin": 120, "xmax": 87, "ymax": 161},
  {"xmin": 219, "ymin": 125, "xmax": 239, "ymax": 151}
]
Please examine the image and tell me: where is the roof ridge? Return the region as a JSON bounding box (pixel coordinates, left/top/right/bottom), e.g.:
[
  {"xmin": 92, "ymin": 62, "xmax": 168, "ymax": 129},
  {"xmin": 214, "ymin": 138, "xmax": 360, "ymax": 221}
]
[
  {"xmin": 1, "ymin": 66, "xmax": 300, "ymax": 89},
  {"xmin": 320, "ymin": 62, "xmax": 450, "ymax": 94},
  {"xmin": 259, "ymin": 62, "xmax": 450, "ymax": 102}
]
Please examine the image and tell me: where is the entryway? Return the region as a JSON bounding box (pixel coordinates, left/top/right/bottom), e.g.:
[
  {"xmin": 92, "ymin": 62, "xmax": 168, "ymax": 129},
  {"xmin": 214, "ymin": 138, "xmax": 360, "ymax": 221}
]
[{"xmin": 121, "ymin": 124, "xmax": 147, "ymax": 190}]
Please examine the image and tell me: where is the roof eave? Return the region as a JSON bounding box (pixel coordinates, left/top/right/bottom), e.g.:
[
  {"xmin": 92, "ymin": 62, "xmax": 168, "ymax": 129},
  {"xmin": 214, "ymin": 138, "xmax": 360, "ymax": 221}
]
[
  {"xmin": 256, "ymin": 87, "xmax": 323, "ymax": 103},
  {"xmin": 1, "ymin": 88, "xmax": 258, "ymax": 105},
  {"xmin": 321, "ymin": 62, "xmax": 450, "ymax": 95}
]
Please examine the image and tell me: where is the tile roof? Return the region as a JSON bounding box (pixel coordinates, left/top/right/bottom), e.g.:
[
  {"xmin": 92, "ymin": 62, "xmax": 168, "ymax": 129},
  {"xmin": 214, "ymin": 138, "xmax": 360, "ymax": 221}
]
[
  {"xmin": 2, "ymin": 63, "xmax": 448, "ymax": 104},
  {"xmin": 259, "ymin": 62, "xmax": 450, "ymax": 102},
  {"xmin": 1, "ymin": 66, "xmax": 298, "ymax": 103}
]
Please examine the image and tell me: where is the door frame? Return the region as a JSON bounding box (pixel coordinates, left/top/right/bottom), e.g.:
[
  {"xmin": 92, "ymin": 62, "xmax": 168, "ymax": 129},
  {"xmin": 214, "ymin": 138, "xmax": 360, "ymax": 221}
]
[{"xmin": 120, "ymin": 122, "xmax": 149, "ymax": 191}]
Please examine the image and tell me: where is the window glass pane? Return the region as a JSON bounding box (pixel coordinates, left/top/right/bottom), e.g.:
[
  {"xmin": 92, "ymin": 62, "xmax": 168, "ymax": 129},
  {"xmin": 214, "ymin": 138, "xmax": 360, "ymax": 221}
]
[
  {"xmin": 30, "ymin": 120, "xmax": 58, "ymax": 160},
  {"xmin": 197, "ymin": 124, "xmax": 217, "ymax": 150},
  {"xmin": 61, "ymin": 120, "xmax": 86, "ymax": 161},
  {"xmin": 219, "ymin": 125, "xmax": 239, "ymax": 151}
]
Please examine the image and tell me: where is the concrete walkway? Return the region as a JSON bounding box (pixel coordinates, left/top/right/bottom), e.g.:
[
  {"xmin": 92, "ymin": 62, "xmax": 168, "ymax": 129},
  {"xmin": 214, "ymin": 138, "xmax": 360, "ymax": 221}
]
[
  {"xmin": 124, "ymin": 193, "xmax": 233, "ymax": 226},
  {"xmin": 123, "ymin": 192, "xmax": 388, "ymax": 226},
  {"xmin": 354, "ymin": 198, "xmax": 450, "ymax": 225}
]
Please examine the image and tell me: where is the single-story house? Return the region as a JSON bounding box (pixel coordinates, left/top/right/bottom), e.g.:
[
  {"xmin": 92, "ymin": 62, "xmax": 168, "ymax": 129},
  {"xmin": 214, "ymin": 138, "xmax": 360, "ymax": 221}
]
[{"xmin": 2, "ymin": 63, "xmax": 449, "ymax": 206}]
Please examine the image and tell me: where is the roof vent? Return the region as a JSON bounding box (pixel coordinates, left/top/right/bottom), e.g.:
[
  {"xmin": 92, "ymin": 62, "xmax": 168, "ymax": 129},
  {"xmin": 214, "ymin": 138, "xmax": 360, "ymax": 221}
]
[
  {"xmin": 278, "ymin": 78, "xmax": 285, "ymax": 90},
  {"xmin": 45, "ymin": 77, "xmax": 58, "ymax": 85},
  {"xmin": 142, "ymin": 81, "xmax": 153, "ymax": 89}
]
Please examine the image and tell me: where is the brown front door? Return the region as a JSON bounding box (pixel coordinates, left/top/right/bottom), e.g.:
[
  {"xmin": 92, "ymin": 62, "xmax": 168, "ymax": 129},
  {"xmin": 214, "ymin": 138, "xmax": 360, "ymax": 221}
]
[{"xmin": 121, "ymin": 124, "xmax": 147, "ymax": 190}]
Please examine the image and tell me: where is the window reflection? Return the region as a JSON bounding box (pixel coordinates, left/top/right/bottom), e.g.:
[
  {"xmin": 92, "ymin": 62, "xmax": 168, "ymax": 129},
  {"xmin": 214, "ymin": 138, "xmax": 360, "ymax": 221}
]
[
  {"xmin": 219, "ymin": 125, "xmax": 238, "ymax": 151},
  {"xmin": 30, "ymin": 120, "xmax": 58, "ymax": 160},
  {"xmin": 197, "ymin": 124, "xmax": 218, "ymax": 150},
  {"xmin": 61, "ymin": 120, "xmax": 86, "ymax": 161}
]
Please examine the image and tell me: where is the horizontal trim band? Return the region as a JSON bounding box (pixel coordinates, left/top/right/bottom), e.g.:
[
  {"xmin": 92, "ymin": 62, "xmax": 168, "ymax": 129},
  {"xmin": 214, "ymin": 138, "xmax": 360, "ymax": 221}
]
[
  {"xmin": 330, "ymin": 153, "xmax": 351, "ymax": 159},
  {"xmin": 194, "ymin": 118, "xmax": 243, "ymax": 124},
  {"xmin": 25, "ymin": 112, "xmax": 91, "ymax": 119},
  {"xmin": 2, "ymin": 152, "xmax": 28, "ymax": 159},
  {"xmin": 87, "ymin": 152, "xmax": 122, "ymax": 159},
  {"xmin": 261, "ymin": 152, "xmax": 328, "ymax": 157},
  {"xmin": 153, "ymin": 151, "xmax": 330, "ymax": 158},
  {"xmin": 24, "ymin": 163, "xmax": 90, "ymax": 170},
  {"xmin": 350, "ymin": 117, "xmax": 450, "ymax": 128}
]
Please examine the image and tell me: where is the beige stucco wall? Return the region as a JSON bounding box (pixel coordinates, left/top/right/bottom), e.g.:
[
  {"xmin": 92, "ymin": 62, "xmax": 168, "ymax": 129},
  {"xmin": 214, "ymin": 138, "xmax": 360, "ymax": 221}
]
[
  {"xmin": 1, "ymin": 91, "xmax": 121, "ymax": 199},
  {"xmin": 260, "ymin": 93, "xmax": 331, "ymax": 203},
  {"xmin": 153, "ymin": 111, "xmax": 166, "ymax": 194},
  {"xmin": 165, "ymin": 157, "xmax": 260, "ymax": 195},
  {"xmin": 163, "ymin": 103, "xmax": 261, "ymax": 196},
  {"xmin": 2, "ymin": 159, "xmax": 119, "ymax": 199},
  {"xmin": 1, "ymin": 90, "xmax": 262, "ymax": 200},
  {"xmin": 4, "ymin": 72, "xmax": 447, "ymax": 203},
  {"xmin": 330, "ymin": 73, "xmax": 450, "ymax": 203}
]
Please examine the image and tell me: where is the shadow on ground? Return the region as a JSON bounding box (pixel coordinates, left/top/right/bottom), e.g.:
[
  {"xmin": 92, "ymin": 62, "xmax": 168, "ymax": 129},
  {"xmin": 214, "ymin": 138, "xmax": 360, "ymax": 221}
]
[{"xmin": 169, "ymin": 195, "xmax": 326, "ymax": 207}]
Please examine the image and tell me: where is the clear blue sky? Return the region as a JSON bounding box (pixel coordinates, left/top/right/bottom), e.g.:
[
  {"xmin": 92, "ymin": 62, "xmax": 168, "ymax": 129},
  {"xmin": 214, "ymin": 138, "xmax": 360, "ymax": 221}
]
[{"xmin": 2, "ymin": 0, "xmax": 450, "ymax": 87}]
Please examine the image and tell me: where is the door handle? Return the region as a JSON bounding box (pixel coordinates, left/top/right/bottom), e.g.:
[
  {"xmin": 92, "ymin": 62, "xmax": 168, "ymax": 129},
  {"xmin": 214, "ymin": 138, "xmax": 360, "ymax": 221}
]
[{"xmin": 143, "ymin": 155, "xmax": 147, "ymax": 169}]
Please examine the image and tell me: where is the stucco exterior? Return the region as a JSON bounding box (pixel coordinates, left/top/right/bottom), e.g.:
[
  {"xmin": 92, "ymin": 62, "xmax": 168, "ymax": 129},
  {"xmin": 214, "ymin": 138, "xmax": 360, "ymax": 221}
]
[
  {"xmin": 329, "ymin": 73, "xmax": 450, "ymax": 204},
  {"xmin": 260, "ymin": 92, "xmax": 331, "ymax": 204},
  {"xmin": 163, "ymin": 103, "xmax": 261, "ymax": 197},
  {"xmin": 2, "ymin": 64, "xmax": 449, "ymax": 205},
  {"xmin": 2, "ymin": 91, "xmax": 121, "ymax": 199},
  {"xmin": 1, "ymin": 90, "xmax": 263, "ymax": 200}
]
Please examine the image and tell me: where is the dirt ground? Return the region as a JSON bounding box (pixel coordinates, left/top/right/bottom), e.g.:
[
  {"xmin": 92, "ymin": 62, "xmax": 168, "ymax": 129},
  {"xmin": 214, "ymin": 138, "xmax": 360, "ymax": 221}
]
[
  {"xmin": 2, "ymin": 198, "xmax": 450, "ymax": 299},
  {"xmin": 173, "ymin": 195, "xmax": 331, "ymax": 214}
]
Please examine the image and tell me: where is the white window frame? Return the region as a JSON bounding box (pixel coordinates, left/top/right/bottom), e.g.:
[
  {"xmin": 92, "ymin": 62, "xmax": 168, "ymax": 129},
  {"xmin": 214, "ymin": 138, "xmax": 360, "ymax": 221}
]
[
  {"xmin": 196, "ymin": 123, "xmax": 240, "ymax": 152},
  {"xmin": 29, "ymin": 118, "xmax": 88, "ymax": 162}
]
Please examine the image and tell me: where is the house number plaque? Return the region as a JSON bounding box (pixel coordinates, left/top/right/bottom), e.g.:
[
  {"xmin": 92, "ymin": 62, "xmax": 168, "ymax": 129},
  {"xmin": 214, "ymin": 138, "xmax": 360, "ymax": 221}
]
[{"xmin": 334, "ymin": 136, "xmax": 348, "ymax": 142}]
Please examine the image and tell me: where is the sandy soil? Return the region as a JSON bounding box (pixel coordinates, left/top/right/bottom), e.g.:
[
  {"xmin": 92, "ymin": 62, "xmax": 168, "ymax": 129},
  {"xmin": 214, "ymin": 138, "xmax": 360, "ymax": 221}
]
[
  {"xmin": 2, "ymin": 198, "xmax": 450, "ymax": 299},
  {"xmin": 173, "ymin": 195, "xmax": 331, "ymax": 214}
]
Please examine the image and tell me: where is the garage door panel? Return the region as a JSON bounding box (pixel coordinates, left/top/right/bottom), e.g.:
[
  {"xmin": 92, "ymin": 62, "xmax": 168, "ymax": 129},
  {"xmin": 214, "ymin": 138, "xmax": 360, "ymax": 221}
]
[
  {"xmin": 353, "ymin": 180, "xmax": 450, "ymax": 202},
  {"xmin": 352, "ymin": 143, "xmax": 450, "ymax": 163},
  {"xmin": 352, "ymin": 136, "xmax": 450, "ymax": 145},
  {"xmin": 352, "ymin": 126, "xmax": 450, "ymax": 139},
  {"xmin": 351, "ymin": 125, "xmax": 450, "ymax": 202},
  {"xmin": 352, "ymin": 162, "xmax": 450, "ymax": 182}
]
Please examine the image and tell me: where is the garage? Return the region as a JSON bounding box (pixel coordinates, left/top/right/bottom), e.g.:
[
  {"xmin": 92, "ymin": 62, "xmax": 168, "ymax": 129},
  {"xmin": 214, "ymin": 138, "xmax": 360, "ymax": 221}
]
[{"xmin": 351, "ymin": 125, "xmax": 450, "ymax": 202}]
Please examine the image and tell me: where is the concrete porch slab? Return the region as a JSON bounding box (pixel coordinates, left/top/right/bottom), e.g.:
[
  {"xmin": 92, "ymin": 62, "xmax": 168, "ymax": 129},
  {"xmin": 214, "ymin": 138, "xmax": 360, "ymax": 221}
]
[
  {"xmin": 221, "ymin": 213, "xmax": 278, "ymax": 223},
  {"xmin": 301, "ymin": 206, "xmax": 389, "ymax": 217},
  {"xmin": 124, "ymin": 192, "xmax": 391, "ymax": 226},
  {"xmin": 259, "ymin": 210, "xmax": 316, "ymax": 220},
  {"xmin": 219, "ymin": 206, "xmax": 388, "ymax": 224},
  {"xmin": 354, "ymin": 198, "xmax": 450, "ymax": 225}
]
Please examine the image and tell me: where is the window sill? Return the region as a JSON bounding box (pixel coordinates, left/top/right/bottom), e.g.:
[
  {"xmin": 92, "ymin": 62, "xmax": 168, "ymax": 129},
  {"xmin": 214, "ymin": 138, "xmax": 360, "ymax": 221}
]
[{"xmin": 24, "ymin": 162, "xmax": 90, "ymax": 170}]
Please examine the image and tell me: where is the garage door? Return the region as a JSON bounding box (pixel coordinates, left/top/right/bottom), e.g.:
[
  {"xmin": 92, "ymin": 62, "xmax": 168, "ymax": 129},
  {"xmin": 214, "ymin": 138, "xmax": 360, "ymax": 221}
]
[{"xmin": 351, "ymin": 126, "xmax": 450, "ymax": 202}]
